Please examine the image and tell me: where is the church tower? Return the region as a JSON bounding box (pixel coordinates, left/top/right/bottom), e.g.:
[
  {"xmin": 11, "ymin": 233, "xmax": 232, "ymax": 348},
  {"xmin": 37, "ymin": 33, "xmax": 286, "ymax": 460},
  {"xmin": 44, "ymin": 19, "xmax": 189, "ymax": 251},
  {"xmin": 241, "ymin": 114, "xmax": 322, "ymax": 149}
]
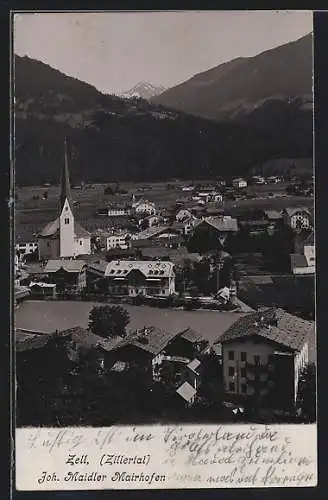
[{"xmin": 59, "ymin": 138, "xmax": 75, "ymax": 257}]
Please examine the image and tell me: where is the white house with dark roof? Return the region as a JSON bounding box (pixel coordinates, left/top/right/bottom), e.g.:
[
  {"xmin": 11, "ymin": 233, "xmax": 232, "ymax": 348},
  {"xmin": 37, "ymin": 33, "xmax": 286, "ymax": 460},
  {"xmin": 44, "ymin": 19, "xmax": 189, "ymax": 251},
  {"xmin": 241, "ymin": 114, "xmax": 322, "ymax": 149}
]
[
  {"xmin": 38, "ymin": 138, "xmax": 91, "ymax": 260},
  {"xmin": 218, "ymin": 308, "xmax": 313, "ymax": 411}
]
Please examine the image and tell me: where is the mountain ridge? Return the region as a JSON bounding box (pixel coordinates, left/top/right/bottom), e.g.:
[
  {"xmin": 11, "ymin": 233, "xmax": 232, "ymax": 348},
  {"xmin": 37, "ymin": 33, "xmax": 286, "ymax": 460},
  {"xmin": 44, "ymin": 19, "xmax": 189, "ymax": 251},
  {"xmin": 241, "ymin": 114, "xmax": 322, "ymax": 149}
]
[
  {"xmin": 152, "ymin": 33, "xmax": 313, "ymax": 122},
  {"xmin": 14, "ymin": 51, "xmax": 312, "ymax": 186}
]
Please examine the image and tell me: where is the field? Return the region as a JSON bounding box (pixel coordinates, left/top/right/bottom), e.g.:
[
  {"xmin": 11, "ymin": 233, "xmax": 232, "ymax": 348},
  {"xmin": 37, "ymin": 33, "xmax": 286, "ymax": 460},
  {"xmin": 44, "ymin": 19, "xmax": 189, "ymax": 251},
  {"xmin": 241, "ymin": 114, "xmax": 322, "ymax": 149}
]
[{"xmin": 15, "ymin": 180, "xmax": 314, "ymax": 241}]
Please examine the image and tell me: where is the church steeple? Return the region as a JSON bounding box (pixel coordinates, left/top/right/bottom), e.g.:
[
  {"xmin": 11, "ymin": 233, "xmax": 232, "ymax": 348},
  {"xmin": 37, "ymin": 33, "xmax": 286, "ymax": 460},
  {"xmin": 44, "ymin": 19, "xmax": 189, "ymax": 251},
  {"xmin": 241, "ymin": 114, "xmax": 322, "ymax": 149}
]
[{"xmin": 60, "ymin": 137, "xmax": 73, "ymax": 212}]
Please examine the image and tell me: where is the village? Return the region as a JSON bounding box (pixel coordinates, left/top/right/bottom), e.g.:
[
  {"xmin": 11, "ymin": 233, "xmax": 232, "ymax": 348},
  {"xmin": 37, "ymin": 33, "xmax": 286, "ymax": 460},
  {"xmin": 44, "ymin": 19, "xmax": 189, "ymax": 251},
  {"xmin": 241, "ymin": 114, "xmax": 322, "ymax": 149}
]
[{"xmin": 14, "ymin": 140, "xmax": 316, "ymax": 426}]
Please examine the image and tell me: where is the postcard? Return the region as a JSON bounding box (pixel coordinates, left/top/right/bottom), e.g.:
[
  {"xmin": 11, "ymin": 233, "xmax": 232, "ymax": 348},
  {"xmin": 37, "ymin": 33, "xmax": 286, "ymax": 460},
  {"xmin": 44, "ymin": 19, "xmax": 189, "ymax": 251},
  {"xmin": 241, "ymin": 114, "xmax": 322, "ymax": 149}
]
[{"xmin": 12, "ymin": 10, "xmax": 316, "ymax": 490}]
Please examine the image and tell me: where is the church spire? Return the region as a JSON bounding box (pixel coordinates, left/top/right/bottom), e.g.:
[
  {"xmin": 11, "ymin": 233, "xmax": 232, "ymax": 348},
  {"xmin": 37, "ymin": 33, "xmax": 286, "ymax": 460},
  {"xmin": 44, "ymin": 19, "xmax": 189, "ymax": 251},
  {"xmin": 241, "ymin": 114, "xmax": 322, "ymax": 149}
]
[{"xmin": 60, "ymin": 137, "xmax": 73, "ymax": 212}]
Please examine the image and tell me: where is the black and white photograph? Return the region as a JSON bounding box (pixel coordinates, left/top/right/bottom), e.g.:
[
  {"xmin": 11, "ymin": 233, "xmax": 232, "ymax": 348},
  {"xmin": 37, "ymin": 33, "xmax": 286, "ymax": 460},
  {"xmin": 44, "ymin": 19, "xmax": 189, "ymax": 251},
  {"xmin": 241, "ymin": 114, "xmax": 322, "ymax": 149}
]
[{"xmin": 13, "ymin": 10, "xmax": 316, "ymax": 434}]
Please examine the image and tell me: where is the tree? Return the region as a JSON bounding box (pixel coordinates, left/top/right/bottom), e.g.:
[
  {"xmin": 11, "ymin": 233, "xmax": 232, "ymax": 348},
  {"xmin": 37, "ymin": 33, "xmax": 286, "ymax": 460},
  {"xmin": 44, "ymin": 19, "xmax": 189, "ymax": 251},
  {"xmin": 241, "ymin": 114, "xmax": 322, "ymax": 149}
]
[
  {"xmin": 88, "ymin": 305, "xmax": 130, "ymax": 339},
  {"xmin": 104, "ymin": 186, "xmax": 114, "ymax": 195},
  {"xmin": 297, "ymin": 363, "xmax": 316, "ymax": 422}
]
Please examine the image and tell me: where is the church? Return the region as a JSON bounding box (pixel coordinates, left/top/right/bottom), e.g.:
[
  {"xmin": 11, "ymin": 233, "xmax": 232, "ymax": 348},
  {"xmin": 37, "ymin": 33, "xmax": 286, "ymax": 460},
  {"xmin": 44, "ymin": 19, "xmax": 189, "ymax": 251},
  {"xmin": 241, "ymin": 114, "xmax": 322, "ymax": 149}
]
[{"xmin": 38, "ymin": 140, "xmax": 91, "ymax": 260}]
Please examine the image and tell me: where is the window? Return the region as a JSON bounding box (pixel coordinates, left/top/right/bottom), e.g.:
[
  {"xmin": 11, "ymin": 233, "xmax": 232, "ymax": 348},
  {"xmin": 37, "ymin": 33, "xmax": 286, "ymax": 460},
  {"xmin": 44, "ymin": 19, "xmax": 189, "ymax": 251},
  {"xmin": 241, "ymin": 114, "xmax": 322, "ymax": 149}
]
[
  {"xmin": 65, "ymin": 206, "xmax": 68, "ymax": 211},
  {"xmin": 65, "ymin": 218, "xmax": 69, "ymax": 224},
  {"xmin": 254, "ymin": 355, "xmax": 260, "ymax": 364},
  {"xmin": 229, "ymin": 382, "xmax": 235, "ymax": 392},
  {"xmin": 47, "ymin": 242, "xmax": 50, "ymax": 247},
  {"xmin": 241, "ymin": 367, "xmax": 246, "ymax": 378},
  {"xmin": 241, "ymin": 383, "xmax": 247, "ymax": 394},
  {"xmin": 80, "ymin": 240, "xmax": 82, "ymax": 246},
  {"xmin": 228, "ymin": 366, "xmax": 235, "ymax": 377},
  {"xmin": 241, "ymin": 351, "xmax": 247, "ymax": 362},
  {"xmin": 228, "ymin": 350, "xmax": 234, "ymax": 361}
]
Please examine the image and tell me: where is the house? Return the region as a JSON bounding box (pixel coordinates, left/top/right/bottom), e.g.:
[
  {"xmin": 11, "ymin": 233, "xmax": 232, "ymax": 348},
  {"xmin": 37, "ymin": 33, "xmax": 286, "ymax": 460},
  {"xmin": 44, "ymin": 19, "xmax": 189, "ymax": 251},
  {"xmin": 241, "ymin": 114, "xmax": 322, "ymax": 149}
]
[
  {"xmin": 42, "ymin": 259, "xmax": 87, "ymax": 292},
  {"xmin": 290, "ymin": 231, "xmax": 315, "ymax": 275},
  {"xmin": 104, "ymin": 260, "xmax": 175, "ymax": 297},
  {"xmin": 29, "ymin": 281, "xmax": 56, "ymax": 299},
  {"xmin": 16, "ymin": 241, "xmax": 38, "ymax": 258},
  {"xmin": 232, "ymin": 178, "xmax": 247, "ymax": 189},
  {"xmin": 165, "ymin": 327, "xmax": 208, "ymax": 359},
  {"xmin": 176, "ymin": 209, "xmax": 193, "ymax": 222},
  {"xmin": 192, "ymin": 216, "xmax": 238, "ymax": 247},
  {"xmin": 106, "ymin": 232, "xmax": 131, "ymax": 250},
  {"xmin": 106, "ymin": 203, "xmax": 132, "ymax": 217},
  {"xmin": 282, "ymin": 207, "xmax": 312, "ymax": 230},
  {"xmin": 133, "ymin": 199, "xmax": 156, "ymax": 216},
  {"xmin": 37, "ymin": 139, "xmax": 91, "ymax": 260},
  {"xmin": 251, "ymin": 176, "xmax": 266, "ymax": 185},
  {"xmin": 267, "ymin": 176, "xmax": 282, "ymax": 184},
  {"xmin": 98, "ymin": 326, "xmax": 180, "ymax": 377},
  {"xmin": 218, "ymin": 308, "xmax": 313, "ymax": 411}
]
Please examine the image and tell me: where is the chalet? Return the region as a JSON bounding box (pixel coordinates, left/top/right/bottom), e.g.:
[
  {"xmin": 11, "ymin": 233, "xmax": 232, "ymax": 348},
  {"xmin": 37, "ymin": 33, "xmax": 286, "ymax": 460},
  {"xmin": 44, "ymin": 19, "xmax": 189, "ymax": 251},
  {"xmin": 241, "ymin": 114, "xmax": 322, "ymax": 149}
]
[
  {"xmin": 42, "ymin": 259, "xmax": 87, "ymax": 292},
  {"xmin": 133, "ymin": 199, "xmax": 156, "ymax": 216},
  {"xmin": 104, "ymin": 260, "xmax": 175, "ymax": 297},
  {"xmin": 218, "ymin": 308, "xmax": 313, "ymax": 411},
  {"xmin": 192, "ymin": 216, "xmax": 238, "ymax": 247},
  {"xmin": 282, "ymin": 207, "xmax": 312, "ymax": 230}
]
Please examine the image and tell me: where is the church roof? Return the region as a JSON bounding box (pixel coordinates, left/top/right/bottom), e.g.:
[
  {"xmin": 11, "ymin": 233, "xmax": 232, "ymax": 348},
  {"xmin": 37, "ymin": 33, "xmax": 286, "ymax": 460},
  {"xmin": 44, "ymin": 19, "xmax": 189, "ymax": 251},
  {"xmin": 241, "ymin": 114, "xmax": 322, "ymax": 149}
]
[{"xmin": 38, "ymin": 218, "xmax": 90, "ymax": 238}]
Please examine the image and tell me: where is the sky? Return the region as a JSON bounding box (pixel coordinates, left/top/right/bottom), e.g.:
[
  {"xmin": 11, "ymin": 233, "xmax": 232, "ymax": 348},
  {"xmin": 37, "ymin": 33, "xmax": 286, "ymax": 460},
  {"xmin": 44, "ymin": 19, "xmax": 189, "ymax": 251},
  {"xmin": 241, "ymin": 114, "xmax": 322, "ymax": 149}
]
[{"xmin": 13, "ymin": 11, "xmax": 313, "ymax": 95}]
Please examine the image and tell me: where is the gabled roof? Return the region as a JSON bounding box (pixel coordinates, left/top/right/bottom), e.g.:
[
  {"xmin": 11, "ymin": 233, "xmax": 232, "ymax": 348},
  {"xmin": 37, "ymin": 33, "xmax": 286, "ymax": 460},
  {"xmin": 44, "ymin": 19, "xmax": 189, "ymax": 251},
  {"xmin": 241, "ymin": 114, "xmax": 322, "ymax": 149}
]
[
  {"xmin": 176, "ymin": 381, "xmax": 196, "ymax": 403},
  {"xmin": 283, "ymin": 207, "xmax": 311, "ymax": 217},
  {"xmin": 44, "ymin": 259, "xmax": 87, "ymax": 273},
  {"xmin": 102, "ymin": 326, "xmax": 179, "ymax": 356},
  {"xmin": 194, "ymin": 216, "xmax": 238, "ymax": 232},
  {"xmin": 179, "ymin": 327, "xmax": 204, "ymax": 343},
  {"xmin": 218, "ymin": 307, "xmax": 313, "ymax": 351},
  {"xmin": 133, "ymin": 225, "xmax": 176, "ymax": 240},
  {"xmin": 38, "ymin": 218, "xmax": 90, "ymax": 238}
]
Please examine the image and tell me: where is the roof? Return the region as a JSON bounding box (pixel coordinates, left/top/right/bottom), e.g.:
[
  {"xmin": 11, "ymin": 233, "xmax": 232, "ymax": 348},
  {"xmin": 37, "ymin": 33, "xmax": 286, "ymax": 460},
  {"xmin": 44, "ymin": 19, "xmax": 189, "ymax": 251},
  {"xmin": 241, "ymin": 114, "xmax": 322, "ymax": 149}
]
[
  {"xmin": 239, "ymin": 220, "xmax": 269, "ymax": 228},
  {"xmin": 29, "ymin": 281, "xmax": 56, "ymax": 288},
  {"xmin": 15, "ymin": 286, "xmax": 31, "ymax": 300},
  {"xmin": 105, "ymin": 260, "xmax": 175, "ymax": 278},
  {"xmin": 290, "ymin": 253, "xmax": 308, "ymax": 268},
  {"xmin": 38, "ymin": 218, "xmax": 90, "ymax": 238},
  {"xmin": 107, "ymin": 326, "xmax": 180, "ymax": 356},
  {"xmin": 44, "ymin": 259, "xmax": 87, "ymax": 273},
  {"xmin": 219, "ymin": 307, "xmax": 313, "ymax": 351},
  {"xmin": 284, "ymin": 207, "xmax": 311, "ymax": 217},
  {"xmin": 87, "ymin": 259, "xmax": 108, "ymax": 274},
  {"xmin": 187, "ymin": 358, "xmax": 201, "ymax": 373},
  {"xmin": 96, "ymin": 336, "xmax": 124, "ymax": 352},
  {"xmin": 133, "ymin": 225, "xmax": 175, "ymax": 240},
  {"xmin": 16, "ymin": 332, "xmax": 49, "ymax": 352},
  {"xmin": 176, "ymin": 381, "xmax": 196, "ymax": 403},
  {"xmin": 265, "ymin": 210, "xmax": 283, "ymax": 220},
  {"xmin": 194, "ymin": 216, "xmax": 238, "ymax": 232},
  {"xmin": 304, "ymin": 231, "xmax": 315, "ymax": 246},
  {"xmin": 179, "ymin": 327, "xmax": 204, "ymax": 343}
]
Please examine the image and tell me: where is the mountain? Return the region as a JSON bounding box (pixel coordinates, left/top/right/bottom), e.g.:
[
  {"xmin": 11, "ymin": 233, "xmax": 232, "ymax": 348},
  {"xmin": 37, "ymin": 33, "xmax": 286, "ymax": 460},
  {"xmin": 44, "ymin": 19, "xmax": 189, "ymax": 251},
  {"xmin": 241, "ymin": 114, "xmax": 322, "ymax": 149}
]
[
  {"xmin": 152, "ymin": 34, "xmax": 313, "ymax": 123},
  {"xmin": 121, "ymin": 82, "xmax": 165, "ymax": 100},
  {"xmin": 14, "ymin": 55, "xmax": 312, "ymax": 186}
]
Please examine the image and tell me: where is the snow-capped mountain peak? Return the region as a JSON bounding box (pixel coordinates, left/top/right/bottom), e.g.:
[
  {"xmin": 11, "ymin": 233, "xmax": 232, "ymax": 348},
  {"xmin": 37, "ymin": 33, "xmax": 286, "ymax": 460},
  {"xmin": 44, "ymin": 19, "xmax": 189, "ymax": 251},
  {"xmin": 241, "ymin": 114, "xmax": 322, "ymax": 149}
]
[{"xmin": 121, "ymin": 82, "xmax": 165, "ymax": 100}]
